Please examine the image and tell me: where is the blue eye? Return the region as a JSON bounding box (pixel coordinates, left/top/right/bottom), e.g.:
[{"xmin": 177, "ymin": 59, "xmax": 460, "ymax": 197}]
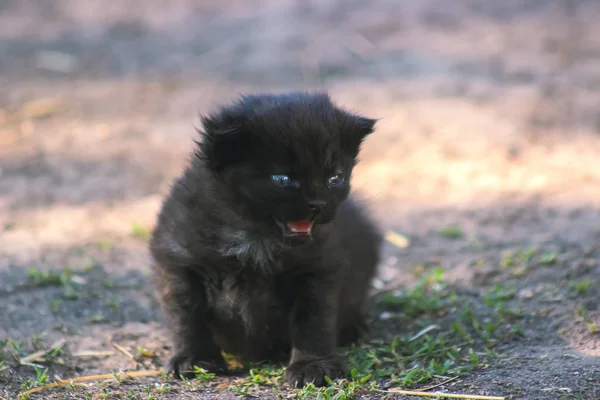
[
  {"xmin": 271, "ymin": 174, "xmax": 295, "ymax": 188},
  {"xmin": 327, "ymin": 174, "xmax": 345, "ymax": 188}
]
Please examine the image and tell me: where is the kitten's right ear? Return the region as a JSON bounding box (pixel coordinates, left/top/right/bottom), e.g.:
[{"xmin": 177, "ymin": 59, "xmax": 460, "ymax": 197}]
[
  {"xmin": 337, "ymin": 111, "xmax": 378, "ymax": 156},
  {"xmin": 194, "ymin": 115, "xmax": 249, "ymax": 172}
]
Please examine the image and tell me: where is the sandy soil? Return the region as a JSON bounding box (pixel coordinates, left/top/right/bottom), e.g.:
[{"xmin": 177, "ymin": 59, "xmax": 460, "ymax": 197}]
[{"xmin": 1, "ymin": 0, "xmax": 599, "ymax": 399}]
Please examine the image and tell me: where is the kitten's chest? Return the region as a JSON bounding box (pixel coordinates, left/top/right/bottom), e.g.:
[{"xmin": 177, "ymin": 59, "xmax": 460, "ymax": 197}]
[
  {"xmin": 217, "ymin": 228, "xmax": 284, "ymax": 269},
  {"xmin": 210, "ymin": 272, "xmax": 283, "ymax": 332}
]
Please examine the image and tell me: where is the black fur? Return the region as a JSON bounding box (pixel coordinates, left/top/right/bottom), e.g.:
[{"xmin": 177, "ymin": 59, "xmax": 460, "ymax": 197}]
[{"xmin": 149, "ymin": 92, "xmax": 382, "ymax": 387}]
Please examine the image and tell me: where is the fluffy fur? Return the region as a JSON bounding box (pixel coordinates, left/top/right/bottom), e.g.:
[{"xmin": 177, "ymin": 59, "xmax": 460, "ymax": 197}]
[{"xmin": 149, "ymin": 92, "xmax": 382, "ymax": 387}]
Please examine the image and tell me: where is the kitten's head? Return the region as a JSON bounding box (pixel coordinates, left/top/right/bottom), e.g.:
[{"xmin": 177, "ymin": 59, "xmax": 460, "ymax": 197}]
[{"xmin": 195, "ymin": 92, "xmax": 376, "ymax": 240}]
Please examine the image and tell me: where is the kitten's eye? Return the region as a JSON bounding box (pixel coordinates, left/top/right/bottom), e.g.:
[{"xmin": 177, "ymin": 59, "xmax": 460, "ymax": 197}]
[
  {"xmin": 327, "ymin": 173, "xmax": 345, "ymax": 188},
  {"xmin": 271, "ymin": 174, "xmax": 295, "ymax": 188}
]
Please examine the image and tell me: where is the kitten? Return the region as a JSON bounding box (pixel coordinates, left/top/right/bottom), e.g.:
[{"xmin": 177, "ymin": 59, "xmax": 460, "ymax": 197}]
[{"xmin": 149, "ymin": 92, "xmax": 382, "ymax": 388}]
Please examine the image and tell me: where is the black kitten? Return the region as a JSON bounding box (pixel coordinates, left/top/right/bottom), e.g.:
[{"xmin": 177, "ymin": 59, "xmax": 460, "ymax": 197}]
[{"xmin": 149, "ymin": 92, "xmax": 382, "ymax": 388}]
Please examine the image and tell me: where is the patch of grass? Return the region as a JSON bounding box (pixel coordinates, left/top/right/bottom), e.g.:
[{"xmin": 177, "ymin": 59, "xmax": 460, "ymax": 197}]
[
  {"xmin": 193, "ymin": 366, "xmax": 217, "ymax": 382},
  {"xmin": 18, "ymin": 366, "xmax": 49, "ymax": 399},
  {"xmin": 9, "ymin": 339, "xmax": 24, "ymax": 356},
  {"xmin": 124, "ymin": 389, "xmax": 138, "ymax": 400},
  {"xmin": 500, "ymin": 251, "xmax": 516, "ymax": 269},
  {"xmin": 285, "ymin": 325, "xmax": 487, "ymax": 399},
  {"xmin": 27, "ymin": 266, "xmax": 83, "ymax": 300},
  {"xmin": 439, "ymin": 226, "xmax": 463, "ymax": 239},
  {"xmin": 131, "ymin": 222, "xmax": 151, "ymax": 240},
  {"xmin": 574, "ymin": 305, "xmax": 598, "ymax": 334},
  {"xmin": 134, "ymin": 347, "xmax": 158, "ymax": 362},
  {"xmin": 508, "ymin": 324, "xmax": 525, "ymax": 338},
  {"xmin": 496, "ymin": 307, "xmax": 526, "ymax": 321},
  {"xmin": 538, "ymin": 250, "xmax": 558, "ymax": 265},
  {"xmin": 384, "ymin": 335, "xmax": 471, "ymax": 385},
  {"xmin": 500, "ymin": 247, "xmax": 536, "ymax": 270},
  {"xmin": 379, "ymin": 268, "xmax": 450, "ymax": 317},
  {"xmin": 152, "ymin": 383, "xmax": 173, "ymax": 394},
  {"xmin": 230, "ymin": 367, "xmax": 283, "ymax": 397},
  {"xmin": 512, "ymin": 266, "xmax": 529, "ymax": 278},
  {"xmin": 295, "ymin": 376, "xmax": 371, "ymax": 399},
  {"xmin": 96, "ymin": 384, "xmax": 116, "ymax": 399},
  {"xmin": 108, "ymin": 297, "xmax": 120, "ymax": 312},
  {"xmin": 89, "ymin": 313, "xmax": 106, "ymax": 324},
  {"xmin": 483, "ymin": 283, "xmax": 517, "ymax": 307},
  {"xmin": 501, "ymin": 247, "xmax": 561, "ymax": 276},
  {"xmin": 572, "ymin": 279, "xmax": 592, "ymax": 295},
  {"xmin": 517, "ymin": 248, "xmax": 536, "ymax": 263},
  {"xmin": 27, "ymin": 267, "xmax": 71, "ymax": 287}
]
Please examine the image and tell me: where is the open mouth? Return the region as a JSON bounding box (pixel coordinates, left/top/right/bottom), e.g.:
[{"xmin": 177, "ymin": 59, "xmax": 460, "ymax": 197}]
[{"xmin": 278, "ymin": 219, "xmax": 314, "ymax": 237}]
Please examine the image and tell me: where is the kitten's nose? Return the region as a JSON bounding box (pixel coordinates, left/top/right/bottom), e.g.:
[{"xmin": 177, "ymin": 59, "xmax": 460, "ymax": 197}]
[{"xmin": 308, "ymin": 200, "xmax": 326, "ymax": 213}]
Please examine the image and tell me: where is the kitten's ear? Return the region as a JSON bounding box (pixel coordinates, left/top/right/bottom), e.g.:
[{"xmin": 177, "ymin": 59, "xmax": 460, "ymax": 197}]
[
  {"xmin": 339, "ymin": 112, "xmax": 377, "ymax": 154},
  {"xmin": 355, "ymin": 116, "xmax": 377, "ymax": 139},
  {"xmin": 194, "ymin": 115, "xmax": 250, "ymax": 171}
]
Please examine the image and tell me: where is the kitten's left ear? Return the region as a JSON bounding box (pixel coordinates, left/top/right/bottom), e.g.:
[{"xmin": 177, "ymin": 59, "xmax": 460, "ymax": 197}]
[
  {"xmin": 355, "ymin": 116, "xmax": 377, "ymax": 139},
  {"xmin": 339, "ymin": 112, "xmax": 378, "ymax": 154}
]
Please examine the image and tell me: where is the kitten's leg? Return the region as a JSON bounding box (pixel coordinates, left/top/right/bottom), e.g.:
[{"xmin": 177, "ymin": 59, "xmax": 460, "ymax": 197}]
[
  {"xmin": 337, "ymin": 312, "xmax": 368, "ymax": 347},
  {"xmin": 154, "ymin": 265, "xmax": 226, "ymax": 378},
  {"xmin": 284, "ymin": 276, "xmax": 346, "ymax": 388}
]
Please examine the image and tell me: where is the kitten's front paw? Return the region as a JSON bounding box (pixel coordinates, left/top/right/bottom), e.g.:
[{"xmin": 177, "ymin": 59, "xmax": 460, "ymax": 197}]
[
  {"xmin": 284, "ymin": 355, "xmax": 346, "ymax": 388},
  {"xmin": 168, "ymin": 352, "xmax": 227, "ymax": 379}
]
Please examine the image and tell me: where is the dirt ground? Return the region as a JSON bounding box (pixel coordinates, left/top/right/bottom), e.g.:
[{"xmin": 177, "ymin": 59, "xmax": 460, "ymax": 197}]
[{"xmin": 1, "ymin": 0, "xmax": 600, "ymax": 399}]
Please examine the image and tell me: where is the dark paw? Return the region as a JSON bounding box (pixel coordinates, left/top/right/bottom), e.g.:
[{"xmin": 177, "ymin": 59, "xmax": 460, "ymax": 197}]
[
  {"xmin": 168, "ymin": 352, "xmax": 226, "ymax": 379},
  {"xmin": 284, "ymin": 355, "xmax": 346, "ymax": 388}
]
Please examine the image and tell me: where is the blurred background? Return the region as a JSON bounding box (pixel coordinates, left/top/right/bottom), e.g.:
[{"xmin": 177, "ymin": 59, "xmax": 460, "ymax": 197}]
[
  {"xmin": 1, "ymin": 0, "xmax": 600, "ymax": 397},
  {"xmin": 2, "ymin": 0, "xmax": 600, "ymax": 249}
]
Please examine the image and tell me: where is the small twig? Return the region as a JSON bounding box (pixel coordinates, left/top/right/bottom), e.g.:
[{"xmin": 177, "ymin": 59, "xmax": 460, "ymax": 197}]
[
  {"xmin": 419, "ymin": 376, "xmax": 460, "ymax": 391},
  {"xmin": 112, "ymin": 343, "xmax": 135, "ymax": 360},
  {"xmin": 21, "ymin": 370, "xmax": 163, "ymax": 396},
  {"xmin": 19, "ymin": 350, "xmax": 46, "ymax": 364},
  {"xmin": 72, "ymin": 351, "xmax": 114, "ymax": 358},
  {"xmin": 21, "ymin": 339, "xmax": 66, "ymax": 364},
  {"xmin": 561, "ymin": 354, "xmax": 580, "ymax": 359},
  {"xmin": 385, "ymin": 230, "xmax": 410, "ymax": 249},
  {"xmin": 20, "ymin": 362, "xmax": 45, "ymax": 370},
  {"xmin": 385, "ymin": 389, "xmax": 504, "ymax": 400},
  {"xmin": 408, "ymin": 325, "xmax": 441, "ymax": 342}
]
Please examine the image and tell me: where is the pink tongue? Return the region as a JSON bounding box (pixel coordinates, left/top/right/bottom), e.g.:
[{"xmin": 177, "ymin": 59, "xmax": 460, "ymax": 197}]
[{"xmin": 287, "ymin": 219, "xmax": 312, "ymax": 234}]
